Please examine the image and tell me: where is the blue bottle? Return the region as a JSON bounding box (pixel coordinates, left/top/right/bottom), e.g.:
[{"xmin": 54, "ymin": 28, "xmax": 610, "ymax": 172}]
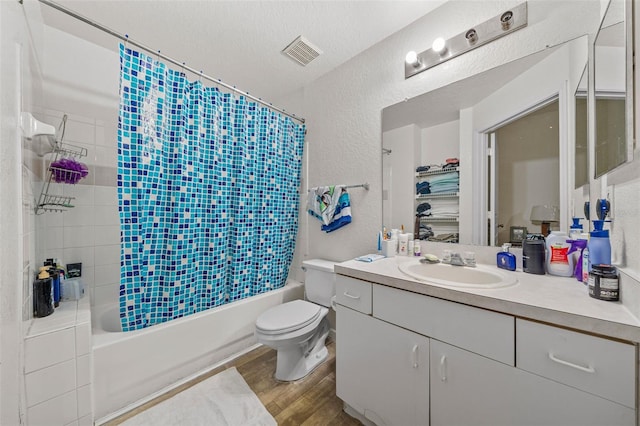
[
  {"xmin": 497, "ymin": 243, "xmax": 517, "ymax": 271},
  {"xmin": 588, "ymin": 220, "xmax": 611, "ymax": 269}
]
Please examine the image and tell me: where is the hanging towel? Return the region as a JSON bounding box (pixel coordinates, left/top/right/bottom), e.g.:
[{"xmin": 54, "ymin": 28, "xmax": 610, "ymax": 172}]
[
  {"xmin": 307, "ymin": 185, "xmax": 345, "ymax": 226},
  {"xmin": 321, "ymin": 190, "xmax": 352, "ymax": 233}
]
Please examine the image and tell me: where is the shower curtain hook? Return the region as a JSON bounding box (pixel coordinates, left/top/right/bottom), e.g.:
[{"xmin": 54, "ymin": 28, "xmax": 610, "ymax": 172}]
[
  {"xmin": 181, "ymin": 62, "xmax": 186, "ymax": 77},
  {"xmin": 124, "ymin": 34, "xmax": 129, "ymax": 48},
  {"xmin": 199, "ymin": 70, "xmax": 203, "ymax": 84}
]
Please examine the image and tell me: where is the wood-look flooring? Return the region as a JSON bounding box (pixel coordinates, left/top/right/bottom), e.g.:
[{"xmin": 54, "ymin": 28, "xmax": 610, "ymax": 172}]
[{"xmin": 106, "ymin": 340, "xmax": 362, "ymax": 425}]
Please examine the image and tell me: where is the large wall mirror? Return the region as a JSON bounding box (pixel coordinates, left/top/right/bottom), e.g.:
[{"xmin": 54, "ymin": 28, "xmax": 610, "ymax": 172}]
[
  {"xmin": 593, "ymin": 0, "xmax": 634, "ymax": 177},
  {"xmin": 382, "ymin": 37, "xmax": 588, "ymax": 247}
]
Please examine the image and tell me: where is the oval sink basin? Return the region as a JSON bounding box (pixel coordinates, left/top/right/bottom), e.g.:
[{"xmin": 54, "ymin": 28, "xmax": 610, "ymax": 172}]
[{"xmin": 398, "ymin": 260, "xmax": 518, "ymax": 289}]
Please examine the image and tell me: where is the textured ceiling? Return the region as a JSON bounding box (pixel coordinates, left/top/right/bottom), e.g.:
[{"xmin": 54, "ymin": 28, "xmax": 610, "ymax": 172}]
[{"xmin": 39, "ymin": 0, "xmax": 446, "ymax": 103}]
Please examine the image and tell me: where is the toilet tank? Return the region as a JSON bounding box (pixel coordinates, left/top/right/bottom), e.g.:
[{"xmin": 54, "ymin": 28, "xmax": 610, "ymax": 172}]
[{"xmin": 302, "ymin": 259, "xmax": 337, "ymax": 307}]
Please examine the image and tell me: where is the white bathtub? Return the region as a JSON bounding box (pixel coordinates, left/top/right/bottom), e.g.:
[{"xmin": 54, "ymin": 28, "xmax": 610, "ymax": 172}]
[{"xmin": 92, "ymin": 281, "xmax": 304, "ymax": 422}]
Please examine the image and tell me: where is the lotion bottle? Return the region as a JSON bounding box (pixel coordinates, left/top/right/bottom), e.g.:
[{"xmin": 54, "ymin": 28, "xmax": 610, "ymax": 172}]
[
  {"xmin": 545, "ymin": 231, "xmax": 573, "ymax": 277},
  {"xmin": 497, "ymin": 243, "xmax": 516, "ymax": 271}
]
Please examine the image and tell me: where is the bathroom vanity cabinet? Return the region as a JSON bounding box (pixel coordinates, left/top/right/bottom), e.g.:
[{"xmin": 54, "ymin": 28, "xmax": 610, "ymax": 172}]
[{"xmin": 335, "ymin": 271, "xmax": 637, "ymax": 426}]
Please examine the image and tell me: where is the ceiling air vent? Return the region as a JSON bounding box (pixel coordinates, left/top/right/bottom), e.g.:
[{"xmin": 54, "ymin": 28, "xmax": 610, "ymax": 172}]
[{"xmin": 282, "ymin": 35, "xmax": 322, "ymax": 66}]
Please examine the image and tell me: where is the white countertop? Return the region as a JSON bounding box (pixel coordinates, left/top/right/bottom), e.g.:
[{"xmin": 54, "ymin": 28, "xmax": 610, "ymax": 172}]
[{"xmin": 335, "ymin": 256, "xmax": 640, "ymax": 343}]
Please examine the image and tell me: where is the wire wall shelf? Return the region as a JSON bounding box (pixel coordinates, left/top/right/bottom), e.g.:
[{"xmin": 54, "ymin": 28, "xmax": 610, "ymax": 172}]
[
  {"xmin": 416, "ymin": 192, "xmax": 459, "ymax": 200},
  {"xmin": 415, "ymin": 167, "xmax": 459, "ymax": 178},
  {"xmin": 419, "ymin": 216, "xmax": 459, "ymax": 223},
  {"xmin": 35, "ymin": 115, "xmax": 89, "ymax": 215}
]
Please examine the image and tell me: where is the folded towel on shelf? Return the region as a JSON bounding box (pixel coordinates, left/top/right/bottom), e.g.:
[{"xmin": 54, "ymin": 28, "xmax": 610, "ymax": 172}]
[
  {"xmin": 416, "ymin": 202, "xmax": 432, "ymax": 216},
  {"xmin": 307, "ymin": 185, "xmax": 344, "ymax": 226},
  {"xmin": 321, "ymin": 190, "xmax": 352, "ymax": 233},
  {"xmin": 428, "ymin": 233, "xmax": 459, "ymax": 243},
  {"xmin": 424, "ymin": 171, "xmax": 459, "ymax": 184},
  {"xmin": 416, "ymin": 181, "xmax": 431, "ymax": 195}
]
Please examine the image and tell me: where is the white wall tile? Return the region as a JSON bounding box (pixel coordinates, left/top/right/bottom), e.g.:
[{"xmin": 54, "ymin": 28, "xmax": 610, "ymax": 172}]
[
  {"xmin": 63, "ymin": 226, "xmax": 95, "ymax": 248},
  {"xmin": 45, "ymin": 212, "xmax": 64, "ymax": 228},
  {"xmin": 95, "ymin": 145, "xmax": 117, "ymax": 169},
  {"xmin": 27, "ymin": 390, "xmax": 77, "ymax": 426},
  {"xmin": 76, "ymin": 384, "xmax": 92, "ymax": 418},
  {"xmin": 94, "ymin": 186, "xmax": 117, "ymax": 205},
  {"xmin": 95, "ymin": 124, "xmax": 105, "ymax": 146},
  {"xmin": 75, "ymin": 322, "xmax": 91, "ymax": 356},
  {"xmin": 63, "ymin": 205, "xmax": 95, "ymax": 228},
  {"xmin": 25, "ymin": 359, "xmax": 76, "ymax": 407},
  {"xmin": 63, "ymin": 185, "xmax": 94, "ymax": 206},
  {"xmin": 93, "ymin": 283, "xmax": 120, "ymax": 307},
  {"xmin": 93, "ymin": 203, "xmax": 119, "ymax": 227},
  {"xmin": 94, "ymin": 264, "xmax": 120, "ymax": 286},
  {"xmin": 62, "ymin": 246, "xmax": 94, "ymax": 270},
  {"xmin": 76, "ymin": 355, "xmax": 90, "ymax": 387},
  {"xmin": 25, "ymin": 328, "xmax": 75, "ymax": 373},
  {"xmin": 45, "ymin": 226, "xmax": 64, "ymax": 250},
  {"xmin": 79, "ymin": 265, "xmax": 95, "ymax": 289},
  {"xmin": 64, "ymin": 119, "xmax": 95, "ymax": 146},
  {"xmin": 93, "ymin": 225, "xmax": 120, "ymax": 246},
  {"xmin": 94, "ymin": 244, "xmax": 119, "ymax": 266}
]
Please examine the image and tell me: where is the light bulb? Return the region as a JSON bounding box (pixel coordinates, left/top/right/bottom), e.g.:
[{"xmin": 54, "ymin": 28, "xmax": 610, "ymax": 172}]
[
  {"xmin": 405, "ymin": 51, "xmax": 419, "ymax": 66},
  {"xmin": 432, "ymin": 37, "xmax": 446, "ymax": 54}
]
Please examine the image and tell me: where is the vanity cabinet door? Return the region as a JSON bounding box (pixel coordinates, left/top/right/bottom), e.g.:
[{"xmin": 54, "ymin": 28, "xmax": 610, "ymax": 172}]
[
  {"xmin": 336, "ymin": 304, "xmax": 429, "ymax": 426},
  {"xmin": 430, "ymin": 339, "xmax": 635, "ymax": 426}
]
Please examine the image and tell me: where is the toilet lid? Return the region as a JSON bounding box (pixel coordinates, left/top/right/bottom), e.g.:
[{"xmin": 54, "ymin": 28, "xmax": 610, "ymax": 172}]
[{"xmin": 256, "ymin": 300, "xmax": 322, "ymax": 334}]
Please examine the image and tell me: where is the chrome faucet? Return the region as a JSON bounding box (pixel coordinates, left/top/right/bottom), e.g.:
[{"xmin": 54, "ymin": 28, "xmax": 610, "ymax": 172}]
[{"xmin": 449, "ymin": 252, "xmax": 466, "ymax": 266}]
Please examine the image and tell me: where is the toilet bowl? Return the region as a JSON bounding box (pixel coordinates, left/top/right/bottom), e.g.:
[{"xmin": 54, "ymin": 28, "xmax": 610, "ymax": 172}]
[{"xmin": 255, "ymin": 259, "xmax": 336, "ymax": 381}]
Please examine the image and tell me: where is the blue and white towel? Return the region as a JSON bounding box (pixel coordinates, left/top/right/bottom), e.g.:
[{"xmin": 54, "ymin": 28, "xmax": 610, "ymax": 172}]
[
  {"xmin": 307, "ymin": 185, "xmax": 352, "ymax": 232},
  {"xmin": 321, "ymin": 191, "xmax": 352, "ymax": 233},
  {"xmin": 307, "ymin": 185, "xmax": 344, "ymax": 225}
]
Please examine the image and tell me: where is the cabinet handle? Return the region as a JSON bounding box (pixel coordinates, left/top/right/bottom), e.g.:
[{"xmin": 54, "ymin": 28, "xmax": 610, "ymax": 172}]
[
  {"xmin": 411, "ymin": 345, "xmax": 419, "ymax": 368},
  {"xmin": 439, "ymin": 355, "xmax": 447, "ymax": 382},
  {"xmin": 548, "ymin": 352, "xmax": 596, "ymax": 374},
  {"xmin": 343, "ymin": 291, "xmax": 361, "ymax": 300}
]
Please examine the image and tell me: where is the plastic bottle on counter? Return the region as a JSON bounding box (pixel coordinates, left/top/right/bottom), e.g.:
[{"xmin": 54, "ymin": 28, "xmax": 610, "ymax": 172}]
[{"xmin": 545, "ymin": 231, "xmax": 573, "ymax": 277}]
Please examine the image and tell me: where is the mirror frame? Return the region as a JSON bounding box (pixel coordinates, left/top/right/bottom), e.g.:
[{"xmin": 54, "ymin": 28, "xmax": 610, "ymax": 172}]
[{"xmin": 592, "ymin": 0, "xmax": 635, "ymax": 178}]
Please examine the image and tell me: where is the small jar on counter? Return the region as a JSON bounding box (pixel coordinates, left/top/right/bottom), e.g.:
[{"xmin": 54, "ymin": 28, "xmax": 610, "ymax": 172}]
[{"xmin": 588, "ymin": 264, "xmax": 619, "ymax": 301}]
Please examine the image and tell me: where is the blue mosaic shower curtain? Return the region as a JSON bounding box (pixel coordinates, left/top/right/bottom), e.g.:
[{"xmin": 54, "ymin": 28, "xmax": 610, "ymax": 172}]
[{"xmin": 117, "ymin": 45, "xmax": 305, "ymax": 331}]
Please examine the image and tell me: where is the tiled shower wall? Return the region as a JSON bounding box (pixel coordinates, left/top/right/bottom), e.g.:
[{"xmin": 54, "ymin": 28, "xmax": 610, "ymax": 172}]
[{"xmin": 37, "ymin": 110, "xmax": 120, "ymax": 309}]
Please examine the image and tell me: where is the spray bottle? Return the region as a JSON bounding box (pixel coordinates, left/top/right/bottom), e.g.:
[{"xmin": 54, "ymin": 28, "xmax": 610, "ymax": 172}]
[
  {"xmin": 588, "ymin": 219, "xmax": 611, "ymax": 268},
  {"xmin": 567, "ymin": 239, "xmax": 588, "ymax": 282},
  {"xmin": 569, "ymin": 217, "xmax": 583, "ymax": 240}
]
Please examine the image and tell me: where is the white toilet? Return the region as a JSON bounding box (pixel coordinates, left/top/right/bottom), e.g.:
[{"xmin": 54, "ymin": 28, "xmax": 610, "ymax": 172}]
[{"xmin": 255, "ymin": 259, "xmax": 336, "ymax": 381}]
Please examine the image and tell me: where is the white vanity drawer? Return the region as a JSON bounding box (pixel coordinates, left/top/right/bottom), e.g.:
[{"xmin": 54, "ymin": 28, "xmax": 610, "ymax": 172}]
[
  {"xmin": 335, "ymin": 275, "xmax": 372, "ymax": 314},
  {"xmin": 516, "ymin": 318, "xmax": 636, "ymax": 409},
  {"xmin": 373, "ymin": 284, "xmax": 514, "ymax": 365}
]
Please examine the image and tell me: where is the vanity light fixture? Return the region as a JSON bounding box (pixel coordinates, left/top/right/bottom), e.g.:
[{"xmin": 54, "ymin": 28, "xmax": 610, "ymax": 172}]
[
  {"xmin": 465, "ymin": 29, "xmax": 478, "ymax": 45},
  {"xmin": 405, "ymin": 2, "xmax": 527, "ymax": 79},
  {"xmin": 432, "ymin": 37, "xmax": 447, "ymax": 56},
  {"xmin": 501, "ymin": 11, "xmax": 514, "ymax": 30},
  {"xmin": 405, "ymin": 50, "xmax": 421, "ymax": 67}
]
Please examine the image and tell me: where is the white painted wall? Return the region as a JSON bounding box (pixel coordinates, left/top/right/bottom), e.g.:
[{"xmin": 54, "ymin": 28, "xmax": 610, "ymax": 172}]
[
  {"xmin": 382, "ymin": 124, "xmax": 420, "ymax": 233},
  {"xmin": 0, "ymin": 0, "xmax": 45, "ymax": 423},
  {"xmin": 421, "ymin": 120, "xmax": 459, "ymax": 166},
  {"xmin": 283, "ymin": 0, "xmax": 603, "ymax": 261}
]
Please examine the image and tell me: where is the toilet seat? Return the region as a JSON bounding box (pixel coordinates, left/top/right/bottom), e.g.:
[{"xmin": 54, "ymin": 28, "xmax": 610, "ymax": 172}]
[{"xmin": 255, "ymin": 300, "xmax": 322, "ymax": 335}]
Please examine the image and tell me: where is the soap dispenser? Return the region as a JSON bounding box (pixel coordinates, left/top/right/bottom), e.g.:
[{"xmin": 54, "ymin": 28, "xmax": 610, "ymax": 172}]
[{"xmin": 497, "ymin": 243, "xmax": 517, "ymax": 271}]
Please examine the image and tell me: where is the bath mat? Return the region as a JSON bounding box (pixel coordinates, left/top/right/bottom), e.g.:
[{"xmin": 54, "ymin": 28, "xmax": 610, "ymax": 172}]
[{"xmin": 120, "ymin": 367, "xmax": 276, "ymax": 426}]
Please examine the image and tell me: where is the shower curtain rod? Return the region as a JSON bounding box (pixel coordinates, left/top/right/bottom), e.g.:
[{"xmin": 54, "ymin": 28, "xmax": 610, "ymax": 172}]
[{"xmin": 36, "ymin": 0, "xmax": 306, "ymax": 124}]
